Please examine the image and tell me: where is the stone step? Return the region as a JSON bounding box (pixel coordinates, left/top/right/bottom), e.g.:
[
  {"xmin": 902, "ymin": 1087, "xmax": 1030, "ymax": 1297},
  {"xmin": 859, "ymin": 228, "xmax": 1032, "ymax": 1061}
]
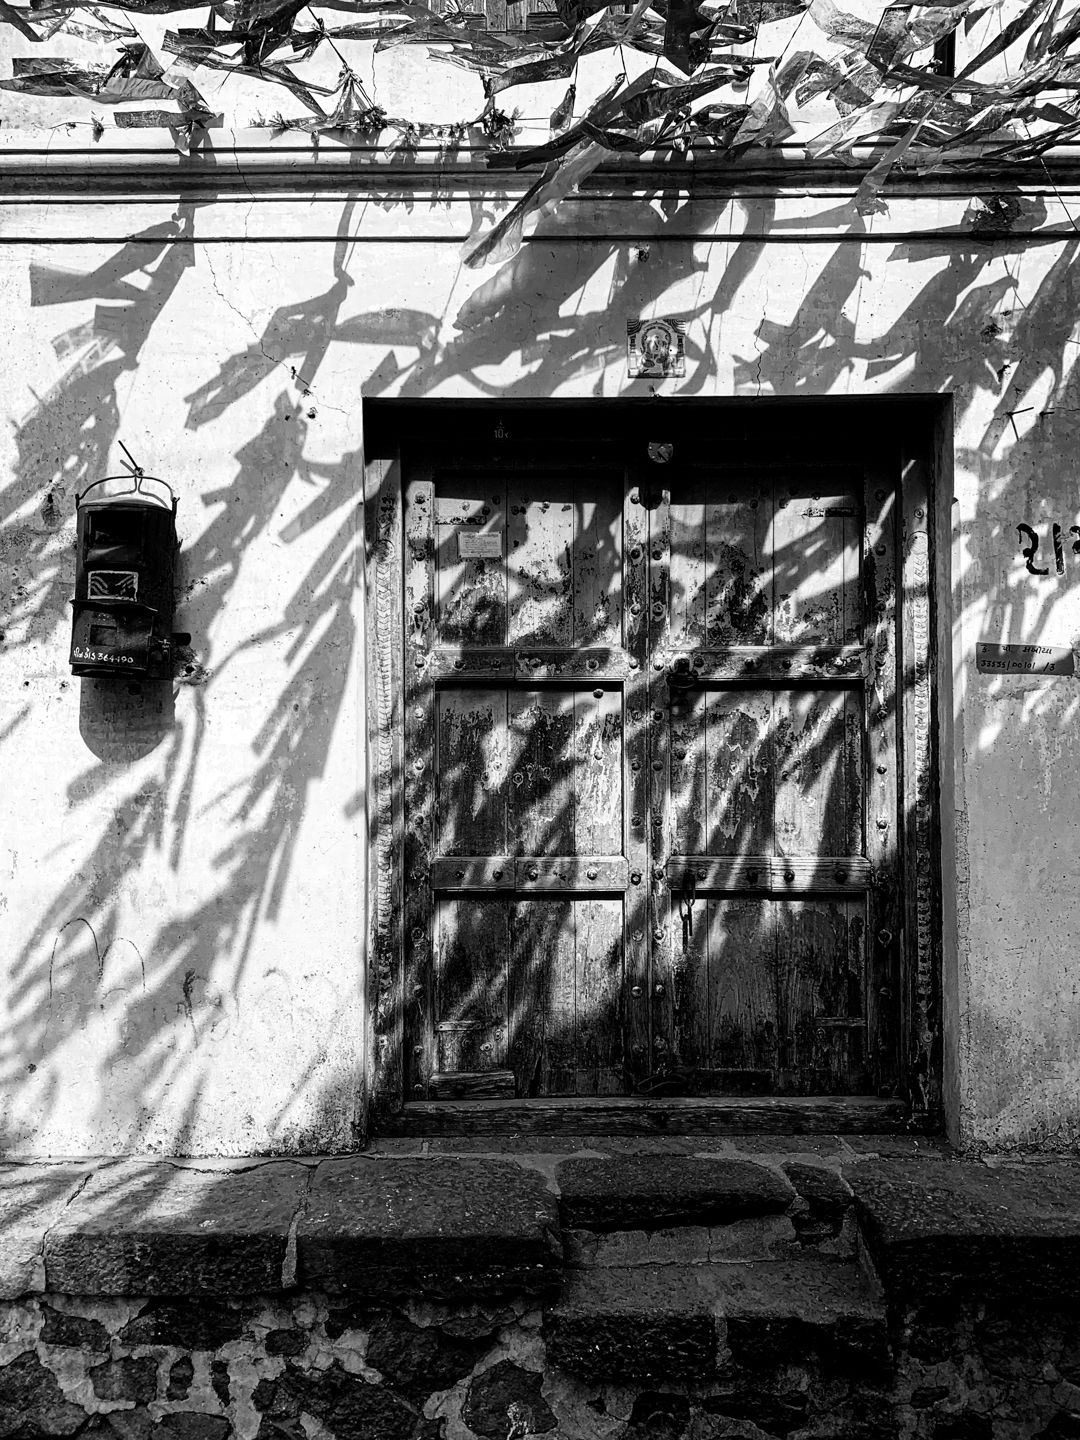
[
  {"xmin": 563, "ymin": 1167, "xmax": 857, "ymax": 1266},
  {"xmin": 564, "ymin": 1215, "xmax": 811, "ymax": 1269},
  {"xmin": 846, "ymin": 1157, "xmax": 1080, "ymax": 1304},
  {"xmin": 554, "ymin": 1155, "xmax": 796, "ymax": 1233},
  {"xmin": 543, "ymin": 1255, "xmax": 888, "ymax": 1386}
]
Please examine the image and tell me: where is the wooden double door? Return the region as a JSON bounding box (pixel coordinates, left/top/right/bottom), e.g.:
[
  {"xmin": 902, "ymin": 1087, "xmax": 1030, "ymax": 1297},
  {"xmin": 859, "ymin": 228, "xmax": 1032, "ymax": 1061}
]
[{"xmin": 394, "ymin": 419, "xmax": 916, "ymax": 1107}]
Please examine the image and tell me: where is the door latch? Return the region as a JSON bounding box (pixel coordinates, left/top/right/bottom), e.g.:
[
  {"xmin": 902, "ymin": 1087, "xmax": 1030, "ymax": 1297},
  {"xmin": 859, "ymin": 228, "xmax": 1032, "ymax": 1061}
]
[
  {"xmin": 678, "ymin": 870, "xmax": 697, "ymax": 951},
  {"xmin": 666, "ymin": 655, "xmax": 700, "ymax": 692}
]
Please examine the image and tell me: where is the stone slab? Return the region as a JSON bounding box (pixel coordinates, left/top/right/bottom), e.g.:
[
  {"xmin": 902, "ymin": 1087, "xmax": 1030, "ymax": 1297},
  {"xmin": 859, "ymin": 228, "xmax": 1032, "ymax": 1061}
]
[
  {"xmin": 782, "ymin": 1162, "xmax": 852, "ymax": 1242},
  {"xmin": 716, "ymin": 1255, "xmax": 882, "ymax": 1322},
  {"xmin": 0, "ymin": 1164, "xmax": 94, "ymax": 1297},
  {"xmin": 544, "ymin": 1256, "xmax": 885, "ymax": 1381},
  {"xmin": 717, "ymin": 1256, "xmax": 889, "ymax": 1378},
  {"xmin": 296, "ymin": 1158, "xmax": 563, "ymax": 1300},
  {"xmin": 731, "ymin": 1135, "xmax": 843, "ymax": 1155},
  {"xmin": 781, "ymin": 1164, "xmax": 851, "ymax": 1215},
  {"xmin": 565, "ymin": 1216, "xmax": 799, "ymax": 1269},
  {"xmin": 543, "ymin": 1264, "xmax": 722, "ymax": 1381},
  {"xmin": 845, "ymin": 1158, "xmax": 1080, "ymax": 1303},
  {"xmin": 44, "ymin": 1160, "xmax": 309, "ymax": 1296},
  {"xmin": 840, "ymin": 1137, "xmax": 952, "ymax": 1158},
  {"xmin": 564, "ymin": 1225, "xmax": 714, "ymax": 1269},
  {"xmin": 556, "ymin": 1156, "xmax": 793, "ymax": 1232}
]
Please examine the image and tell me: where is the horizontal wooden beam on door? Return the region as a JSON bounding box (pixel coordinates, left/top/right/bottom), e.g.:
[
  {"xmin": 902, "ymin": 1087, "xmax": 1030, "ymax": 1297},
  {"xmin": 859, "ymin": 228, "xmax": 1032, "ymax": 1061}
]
[
  {"xmin": 663, "ymin": 645, "xmax": 868, "ymax": 682},
  {"xmin": 428, "ymin": 648, "xmax": 635, "ymax": 681},
  {"xmin": 666, "ymin": 856, "xmax": 872, "ymax": 894},
  {"xmin": 431, "ymin": 856, "xmax": 631, "ymax": 892},
  {"xmin": 429, "ymin": 1071, "xmax": 516, "ymax": 1100},
  {"xmin": 426, "ymin": 645, "xmax": 868, "ymax": 683}
]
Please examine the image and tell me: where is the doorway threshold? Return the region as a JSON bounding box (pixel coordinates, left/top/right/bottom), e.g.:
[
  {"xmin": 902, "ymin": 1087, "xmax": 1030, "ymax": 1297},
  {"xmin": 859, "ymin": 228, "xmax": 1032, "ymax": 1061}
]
[{"xmin": 379, "ymin": 1094, "xmax": 915, "ymax": 1138}]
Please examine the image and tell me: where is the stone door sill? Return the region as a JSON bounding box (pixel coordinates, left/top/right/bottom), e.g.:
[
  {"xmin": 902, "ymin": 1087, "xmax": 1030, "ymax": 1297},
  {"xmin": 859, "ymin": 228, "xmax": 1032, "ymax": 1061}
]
[{"xmin": 379, "ymin": 1094, "xmax": 917, "ymax": 1137}]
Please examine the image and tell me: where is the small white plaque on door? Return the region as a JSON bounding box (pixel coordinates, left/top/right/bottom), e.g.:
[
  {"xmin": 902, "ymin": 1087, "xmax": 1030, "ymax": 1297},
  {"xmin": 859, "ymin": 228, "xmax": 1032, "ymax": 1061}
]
[{"xmin": 458, "ymin": 532, "xmax": 502, "ymax": 560}]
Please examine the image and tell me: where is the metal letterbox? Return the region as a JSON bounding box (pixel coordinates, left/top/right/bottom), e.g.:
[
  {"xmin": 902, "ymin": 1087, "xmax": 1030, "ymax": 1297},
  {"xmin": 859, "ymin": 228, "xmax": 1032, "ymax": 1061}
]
[{"xmin": 69, "ymin": 469, "xmax": 178, "ymax": 678}]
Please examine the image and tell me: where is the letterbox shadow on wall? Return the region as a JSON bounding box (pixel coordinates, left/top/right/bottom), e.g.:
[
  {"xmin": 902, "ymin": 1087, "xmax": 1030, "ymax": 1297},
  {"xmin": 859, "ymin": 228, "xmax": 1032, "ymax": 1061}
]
[{"xmin": 70, "ymin": 469, "xmax": 179, "ymax": 761}]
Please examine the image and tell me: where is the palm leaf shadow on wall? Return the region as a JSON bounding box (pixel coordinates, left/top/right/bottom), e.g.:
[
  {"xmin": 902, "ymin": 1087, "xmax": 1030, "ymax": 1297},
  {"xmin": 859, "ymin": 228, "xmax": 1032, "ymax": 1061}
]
[{"xmin": 2, "ymin": 158, "xmax": 1078, "ymax": 1146}]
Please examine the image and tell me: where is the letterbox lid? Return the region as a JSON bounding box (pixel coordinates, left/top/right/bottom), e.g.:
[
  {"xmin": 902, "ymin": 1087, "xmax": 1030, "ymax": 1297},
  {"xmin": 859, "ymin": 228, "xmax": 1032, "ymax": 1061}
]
[{"xmin": 77, "ymin": 472, "xmax": 177, "ymax": 514}]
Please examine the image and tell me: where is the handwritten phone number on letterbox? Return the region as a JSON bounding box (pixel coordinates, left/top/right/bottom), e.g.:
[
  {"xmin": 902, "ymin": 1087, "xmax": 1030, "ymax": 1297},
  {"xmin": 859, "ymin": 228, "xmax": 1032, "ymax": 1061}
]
[{"xmin": 72, "ymin": 648, "xmax": 138, "ymax": 664}]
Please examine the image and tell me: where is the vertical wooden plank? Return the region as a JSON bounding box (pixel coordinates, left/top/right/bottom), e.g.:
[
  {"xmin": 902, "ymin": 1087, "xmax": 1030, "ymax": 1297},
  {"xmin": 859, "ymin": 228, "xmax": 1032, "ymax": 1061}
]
[
  {"xmin": 864, "ymin": 459, "xmax": 901, "ymax": 1098},
  {"xmin": 670, "ymin": 689, "xmax": 707, "ymax": 856},
  {"xmin": 508, "ymin": 899, "xmax": 574, "ymax": 1096},
  {"xmin": 775, "ymin": 899, "xmax": 866, "ymax": 1094},
  {"xmin": 646, "ymin": 468, "xmax": 674, "ymax": 1080},
  {"xmin": 508, "ymin": 689, "xmax": 576, "ymax": 855},
  {"xmin": 773, "ymin": 481, "xmax": 859, "ymax": 646},
  {"xmin": 840, "ymin": 898, "xmax": 870, "ymax": 1093},
  {"xmin": 624, "ymin": 472, "xmax": 650, "ymax": 1088},
  {"xmin": 576, "ymin": 898, "xmax": 623, "ymax": 1094},
  {"xmin": 841, "ymin": 490, "xmax": 864, "ymax": 647},
  {"xmin": 404, "ymin": 468, "xmax": 436, "ymax": 1098},
  {"xmin": 775, "ymin": 898, "xmax": 824, "ymax": 1091},
  {"xmin": 773, "ymin": 689, "xmax": 851, "ymax": 858},
  {"xmin": 435, "ymin": 898, "xmax": 508, "ymax": 1073},
  {"xmin": 705, "ymin": 689, "xmax": 774, "ymax": 855},
  {"xmin": 807, "ymin": 686, "xmax": 863, "ymax": 860},
  {"xmin": 704, "ymin": 477, "xmax": 773, "ymax": 646},
  {"xmin": 574, "ymin": 686, "xmax": 623, "ymax": 856},
  {"xmin": 679, "ymin": 888, "xmax": 711, "ymax": 1072},
  {"xmin": 507, "ymin": 476, "xmax": 575, "ymax": 646},
  {"xmin": 842, "ymin": 687, "xmax": 865, "ymax": 860},
  {"xmin": 900, "ymin": 441, "xmax": 938, "ymax": 1121},
  {"xmin": 574, "ymin": 483, "xmax": 622, "ymax": 647},
  {"xmin": 708, "ymin": 899, "xmax": 778, "ymax": 1074},
  {"xmin": 365, "ymin": 451, "xmax": 406, "ymax": 1122},
  {"xmin": 435, "ymin": 474, "xmax": 507, "ymax": 646},
  {"xmin": 544, "ymin": 900, "xmax": 577, "ymax": 1095},
  {"xmin": 436, "ymin": 689, "xmax": 508, "ymax": 857},
  {"xmin": 507, "ymin": 900, "xmax": 548, "ymax": 1097},
  {"xmin": 669, "ymin": 475, "xmax": 706, "ymax": 648}
]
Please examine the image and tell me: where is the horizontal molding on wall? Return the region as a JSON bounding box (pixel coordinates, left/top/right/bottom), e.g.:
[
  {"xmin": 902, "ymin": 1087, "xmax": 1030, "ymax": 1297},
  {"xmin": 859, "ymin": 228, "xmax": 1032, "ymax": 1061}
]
[{"xmin": 5, "ymin": 130, "xmax": 1080, "ymax": 204}]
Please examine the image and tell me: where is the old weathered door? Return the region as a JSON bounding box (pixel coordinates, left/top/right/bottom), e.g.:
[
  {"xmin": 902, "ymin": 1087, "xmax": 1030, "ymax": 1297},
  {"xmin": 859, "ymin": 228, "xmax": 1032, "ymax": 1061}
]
[
  {"xmin": 647, "ymin": 456, "xmax": 899, "ymax": 1096},
  {"xmin": 402, "ymin": 449, "xmax": 650, "ymax": 1100},
  {"xmin": 393, "ymin": 421, "xmax": 908, "ymax": 1108}
]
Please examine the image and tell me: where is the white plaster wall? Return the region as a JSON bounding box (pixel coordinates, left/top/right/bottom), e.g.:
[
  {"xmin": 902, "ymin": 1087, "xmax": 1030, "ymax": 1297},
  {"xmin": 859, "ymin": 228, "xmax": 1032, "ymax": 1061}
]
[
  {"xmin": 3, "ymin": 179, "xmax": 1080, "ymax": 1152},
  {"xmin": 0, "ymin": 230, "xmax": 366, "ymax": 1155}
]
